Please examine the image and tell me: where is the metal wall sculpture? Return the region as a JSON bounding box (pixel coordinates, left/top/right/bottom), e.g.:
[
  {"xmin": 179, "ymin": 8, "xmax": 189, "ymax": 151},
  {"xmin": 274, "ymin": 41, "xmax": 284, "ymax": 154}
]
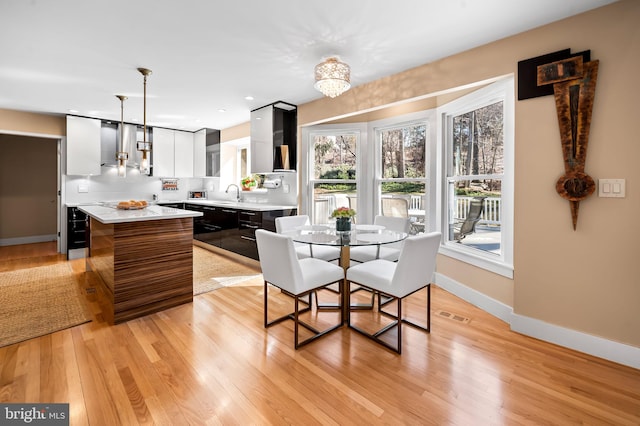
[{"xmin": 535, "ymin": 54, "xmax": 599, "ymax": 230}]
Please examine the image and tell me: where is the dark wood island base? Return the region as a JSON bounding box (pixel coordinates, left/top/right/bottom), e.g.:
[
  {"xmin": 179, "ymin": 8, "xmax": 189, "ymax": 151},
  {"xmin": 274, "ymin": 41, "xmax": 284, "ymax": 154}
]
[{"xmin": 88, "ymin": 217, "xmax": 194, "ymax": 324}]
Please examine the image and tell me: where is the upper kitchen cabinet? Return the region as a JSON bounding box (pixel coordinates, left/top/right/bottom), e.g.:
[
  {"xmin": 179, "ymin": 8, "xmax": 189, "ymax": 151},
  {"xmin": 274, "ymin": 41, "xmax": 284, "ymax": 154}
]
[
  {"xmin": 193, "ymin": 129, "xmax": 206, "ymax": 177},
  {"xmin": 174, "ymin": 130, "xmax": 194, "ymax": 177},
  {"xmin": 192, "ymin": 128, "xmax": 220, "ymax": 177},
  {"xmin": 206, "ymin": 128, "xmax": 220, "ymax": 177},
  {"xmin": 66, "ymin": 115, "xmax": 101, "ymax": 175},
  {"xmin": 152, "ymin": 127, "xmax": 175, "ymax": 177},
  {"xmin": 250, "ymin": 101, "xmax": 296, "ymax": 173},
  {"xmin": 153, "ymin": 128, "xmax": 195, "ymax": 177}
]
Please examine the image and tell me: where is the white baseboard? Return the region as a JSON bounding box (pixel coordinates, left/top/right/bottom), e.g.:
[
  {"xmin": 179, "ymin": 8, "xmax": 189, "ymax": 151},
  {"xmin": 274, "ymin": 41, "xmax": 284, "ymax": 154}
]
[
  {"xmin": 435, "ymin": 273, "xmax": 513, "ymax": 323},
  {"xmin": 0, "ymin": 234, "xmax": 57, "ymax": 247},
  {"xmin": 434, "ymin": 272, "xmax": 640, "ymax": 370}
]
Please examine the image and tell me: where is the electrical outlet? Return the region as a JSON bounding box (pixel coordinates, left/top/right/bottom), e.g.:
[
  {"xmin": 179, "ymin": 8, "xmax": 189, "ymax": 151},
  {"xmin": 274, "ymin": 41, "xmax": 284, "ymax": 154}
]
[{"xmin": 78, "ymin": 184, "xmax": 89, "ymax": 193}]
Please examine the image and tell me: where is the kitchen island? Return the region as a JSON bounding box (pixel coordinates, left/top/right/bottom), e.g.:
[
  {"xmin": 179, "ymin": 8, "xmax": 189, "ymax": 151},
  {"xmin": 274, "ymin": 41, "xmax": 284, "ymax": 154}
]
[{"xmin": 78, "ymin": 204, "xmax": 203, "ymax": 324}]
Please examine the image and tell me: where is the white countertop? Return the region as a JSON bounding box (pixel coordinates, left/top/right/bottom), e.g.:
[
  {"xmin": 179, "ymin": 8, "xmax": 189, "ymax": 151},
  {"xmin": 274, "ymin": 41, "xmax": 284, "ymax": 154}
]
[
  {"xmin": 78, "ymin": 204, "xmax": 202, "ymax": 224},
  {"xmin": 160, "ymin": 199, "xmax": 298, "ymax": 212}
]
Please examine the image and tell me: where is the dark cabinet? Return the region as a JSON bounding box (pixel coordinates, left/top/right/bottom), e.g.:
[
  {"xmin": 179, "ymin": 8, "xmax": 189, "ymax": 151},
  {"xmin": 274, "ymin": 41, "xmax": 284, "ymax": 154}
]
[
  {"xmin": 67, "ymin": 207, "xmax": 89, "ymax": 257},
  {"xmin": 186, "ymin": 204, "xmax": 221, "ymax": 246},
  {"xmin": 228, "ymin": 208, "xmax": 297, "ymax": 260},
  {"xmin": 233, "ymin": 210, "xmax": 262, "ymax": 259},
  {"xmin": 206, "ymin": 128, "xmax": 221, "ymax": 177},
  {"xmin": 216, "ymin": 208, "xmax": 239, "ymax": 251},
  {"xmin": 160, "ymin": 202, "xmax": 184, "ymax": 209},
  {"xmin": 186, "ymin": 203, "xmax": 296, "ymax": 260}
]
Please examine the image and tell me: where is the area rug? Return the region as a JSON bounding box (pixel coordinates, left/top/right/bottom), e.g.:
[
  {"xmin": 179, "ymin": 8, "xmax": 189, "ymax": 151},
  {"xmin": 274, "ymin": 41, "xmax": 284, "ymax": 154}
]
[
  {"xmin": 0, "ymin": 263, "xmax": 91, "ymax": 348},
  {"xmin": 193, "ymin": 246, "xmax": 263, "ymax": 295}
]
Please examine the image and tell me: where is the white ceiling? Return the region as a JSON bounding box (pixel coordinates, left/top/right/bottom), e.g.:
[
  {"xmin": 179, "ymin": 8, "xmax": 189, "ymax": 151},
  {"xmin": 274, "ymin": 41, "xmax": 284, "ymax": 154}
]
[{"xmin": 0, "ymin": 0, "xmax": 616, "ymax": 132}]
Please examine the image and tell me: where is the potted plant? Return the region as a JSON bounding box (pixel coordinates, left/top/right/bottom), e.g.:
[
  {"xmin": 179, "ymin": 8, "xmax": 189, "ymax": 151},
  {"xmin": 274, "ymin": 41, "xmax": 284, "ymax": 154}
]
[
  {"xmin": 331, "ymin": 207, "xmax": 356, "ymax": 231},
  {"xmin": 240, "ymin": 175, "xmax": 257, "ymax": 191}
]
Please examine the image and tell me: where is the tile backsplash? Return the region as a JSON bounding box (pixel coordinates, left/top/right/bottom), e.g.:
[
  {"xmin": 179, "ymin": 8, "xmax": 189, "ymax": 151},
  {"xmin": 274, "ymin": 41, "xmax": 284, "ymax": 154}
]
[{"xmin": 64, "ymin": 168, "xmax": 297, "ymax": 206}]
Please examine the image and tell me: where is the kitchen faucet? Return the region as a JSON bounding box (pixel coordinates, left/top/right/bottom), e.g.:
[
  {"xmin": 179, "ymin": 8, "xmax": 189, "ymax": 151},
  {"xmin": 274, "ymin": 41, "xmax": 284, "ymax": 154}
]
[{"xmin": 225, "ymin": 184, "xmax": 241, "ymax": 202}]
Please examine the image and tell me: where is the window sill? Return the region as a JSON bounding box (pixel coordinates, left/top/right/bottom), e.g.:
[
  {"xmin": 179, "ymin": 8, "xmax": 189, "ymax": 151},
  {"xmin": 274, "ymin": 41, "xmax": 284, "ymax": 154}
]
[{"xmin": 439, "ymin": 243, "xmax": 513, "ymax": 279}]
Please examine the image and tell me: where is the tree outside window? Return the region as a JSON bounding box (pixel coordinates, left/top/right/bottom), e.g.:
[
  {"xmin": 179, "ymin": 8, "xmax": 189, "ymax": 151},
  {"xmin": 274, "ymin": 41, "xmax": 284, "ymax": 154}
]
[
  {"xmin": 311, "ymin": 133, "xmax": 357, "ymax": 224},
  {"xmin": 379, "ymin": 123, "xmax": 427, "ymax": 233},
  {"xmin": 447, "ymin": 101, "xmax": 503, "ymax": 254}
]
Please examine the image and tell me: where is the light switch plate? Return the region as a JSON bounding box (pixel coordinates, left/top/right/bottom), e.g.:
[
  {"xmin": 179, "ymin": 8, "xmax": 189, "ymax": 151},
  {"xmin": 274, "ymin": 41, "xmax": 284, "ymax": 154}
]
[{"xmin": 598, "ymin": 179, "xmax": 625, "ymax": 198}]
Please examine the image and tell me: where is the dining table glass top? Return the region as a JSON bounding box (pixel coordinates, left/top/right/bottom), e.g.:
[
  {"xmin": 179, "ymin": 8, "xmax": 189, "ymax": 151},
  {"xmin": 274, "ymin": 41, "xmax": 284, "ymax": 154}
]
[{"xmin": 288, "ymin": 224, "xmax": 407, "ymax": 247}]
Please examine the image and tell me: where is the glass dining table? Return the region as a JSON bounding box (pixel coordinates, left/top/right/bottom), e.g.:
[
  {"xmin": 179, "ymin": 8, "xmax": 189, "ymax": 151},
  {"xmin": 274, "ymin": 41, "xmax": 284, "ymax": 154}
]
[{"xmin": 288, "ymin": 224, "xmax": 408, "ymax": 323}]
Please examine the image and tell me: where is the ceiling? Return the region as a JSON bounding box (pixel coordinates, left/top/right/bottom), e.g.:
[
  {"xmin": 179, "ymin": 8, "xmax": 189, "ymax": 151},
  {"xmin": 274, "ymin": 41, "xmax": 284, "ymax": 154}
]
[{"xmin": 0, "ymin": 0, "xmax": 616, "ymax": 132}]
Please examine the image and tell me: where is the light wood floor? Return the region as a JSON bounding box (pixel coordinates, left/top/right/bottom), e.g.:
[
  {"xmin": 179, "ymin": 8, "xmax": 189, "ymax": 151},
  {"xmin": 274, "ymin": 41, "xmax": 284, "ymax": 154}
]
[{"xmin": 1, "ymin": 242, "xmax": 639, "ymax": 425}]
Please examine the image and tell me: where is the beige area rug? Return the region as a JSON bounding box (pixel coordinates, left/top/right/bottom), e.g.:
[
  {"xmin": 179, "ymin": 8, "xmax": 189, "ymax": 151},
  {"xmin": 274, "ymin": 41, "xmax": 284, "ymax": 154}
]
[
  {"xmin": 193, "ymin": 246, "xmax": 263, "ymax": 295},
  {"xmin": 0, "ymin": 263, "xmax": 91, "ymax": 348}
]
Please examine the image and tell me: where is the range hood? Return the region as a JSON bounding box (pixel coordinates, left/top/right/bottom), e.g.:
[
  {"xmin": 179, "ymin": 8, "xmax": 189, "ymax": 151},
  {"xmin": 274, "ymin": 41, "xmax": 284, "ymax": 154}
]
[{"xmin": 100, "ymin": 121, "xmax": 147, "ymax": 169}]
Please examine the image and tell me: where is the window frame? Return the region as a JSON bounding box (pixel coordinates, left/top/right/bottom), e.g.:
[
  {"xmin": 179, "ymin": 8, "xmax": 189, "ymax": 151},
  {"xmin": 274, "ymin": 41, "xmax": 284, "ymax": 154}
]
[
  {"xmin": 300, "ymin": 124, "xmax": 367, "ymax": 224},
  {"xmin": 436, "ymin": 77, "xmax": 514, "ymax": 278},
  {"xmin": 371, "ymin": 111, "xmax": 435, "ymax": 231}
]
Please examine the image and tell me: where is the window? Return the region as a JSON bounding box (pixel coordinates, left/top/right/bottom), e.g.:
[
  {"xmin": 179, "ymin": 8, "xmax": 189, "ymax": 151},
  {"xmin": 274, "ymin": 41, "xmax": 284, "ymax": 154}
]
[
  {"xmin": 438, "ymin": 78, "xmax": 514, "ymax": 277},
  {"xmin": 305, "ymin": 128, "xmax": 361, "ymax": 224},
  {"xmin": 375, "ymin": 120, "xmax": 429, "ymax": 234}
]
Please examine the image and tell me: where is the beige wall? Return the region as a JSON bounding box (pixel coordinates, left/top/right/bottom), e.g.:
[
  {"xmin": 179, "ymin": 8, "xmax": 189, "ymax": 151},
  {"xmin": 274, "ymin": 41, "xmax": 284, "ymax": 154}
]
[
  {"xmin": 0, "ymin": 108, "xmax": 65, "ymax": 136},
  {"xmin": 0, "ymin": 1, "xmax": 637, "ymax": 348}
]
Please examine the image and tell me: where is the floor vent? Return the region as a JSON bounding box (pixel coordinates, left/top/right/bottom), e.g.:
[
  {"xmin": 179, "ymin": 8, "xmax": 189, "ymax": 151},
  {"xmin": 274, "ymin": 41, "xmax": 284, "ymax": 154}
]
[
  {"xmin": 437, "ymin": 310, "xmax": 471, "ymax": 324},
  {"xmin": 86, "ymin": 287, "xmax": 96, "ymax": 294}
]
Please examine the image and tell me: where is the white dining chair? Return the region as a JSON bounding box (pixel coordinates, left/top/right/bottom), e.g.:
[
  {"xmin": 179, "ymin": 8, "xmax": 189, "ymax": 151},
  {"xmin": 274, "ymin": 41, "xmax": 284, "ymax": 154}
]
[
  {"xmin": 256, "ymin": 229, "xmax": 345, "ymax": 349},
  {"xmin": 346, "ymin": 232, "xmax": 441, "ymax": 354},
  {"xmin": 350, "ymin": 215, "xmax": 410, "ymax": 263},
  {"xmin": 275, "ymin": 215, "xmax": 340, "ymax": 262}
]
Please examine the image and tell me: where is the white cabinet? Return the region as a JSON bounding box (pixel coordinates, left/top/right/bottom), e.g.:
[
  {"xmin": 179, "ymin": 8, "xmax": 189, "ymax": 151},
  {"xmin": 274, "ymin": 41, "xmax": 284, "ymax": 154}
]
[
  {"xmin": 152, "ymin": 128, "xmax": 195, "ymax": 177},
  {"xmin": 174, "ymin": 130, "xmax": 194, "ymax": 177},
  {"xmin": 66, "ymin": 115, "xmax": 101, "ymax": 175},
  {"xmin": 193, "ymin": 129, "xmax": 206, "ymax": 177},
  {"xmin": 250, "ymin": 105, "xmax": 274, "ymax": 174},
  {"xmin": 152, "ymin": 127, "xmax": 176, "ymax": 177}
]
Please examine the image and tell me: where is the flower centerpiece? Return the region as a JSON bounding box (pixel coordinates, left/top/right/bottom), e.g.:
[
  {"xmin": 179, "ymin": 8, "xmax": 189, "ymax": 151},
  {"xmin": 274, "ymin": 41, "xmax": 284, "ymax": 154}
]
[
  {"xmin": 331, "ymin": 207, "xmax": 356, "ymax": 231},
  {"xmin": 240, "ymin": 175, "xmax": 257, "ymax": 191}
]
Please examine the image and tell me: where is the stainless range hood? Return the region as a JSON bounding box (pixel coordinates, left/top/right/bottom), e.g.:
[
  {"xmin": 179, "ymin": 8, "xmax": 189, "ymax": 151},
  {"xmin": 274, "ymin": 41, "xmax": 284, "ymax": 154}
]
[{"xmin": 100, "ymin": 121, "xmax": 147, "ymax": 170}]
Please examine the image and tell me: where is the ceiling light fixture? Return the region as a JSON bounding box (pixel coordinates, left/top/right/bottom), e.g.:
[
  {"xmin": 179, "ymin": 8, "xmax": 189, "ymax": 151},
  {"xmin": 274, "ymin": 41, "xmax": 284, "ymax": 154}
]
[
  {"xmin": 136, "ymin": 67, "xmax": 152, "ymax": 174},
  {"xmin": 314, "ymin": 57, "xmax": 351, "ymax": 98},
  {"xmin": 115, "ymin": 95, "xmax": 128, "ymax": 178}
]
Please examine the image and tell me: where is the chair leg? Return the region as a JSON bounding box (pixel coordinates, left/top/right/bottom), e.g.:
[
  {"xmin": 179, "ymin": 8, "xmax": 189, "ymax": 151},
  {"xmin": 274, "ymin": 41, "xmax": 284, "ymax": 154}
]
[
  {"xmin": 264, "ymin": 281, "xmax": 343, "ymax": 349},
  {"xmin": 264, "ymin": 281, "xmax": 311, "ymax": 328},
  {"xmin": 349, "ymin": 282, "xmax": 431, "ymax": 354}
]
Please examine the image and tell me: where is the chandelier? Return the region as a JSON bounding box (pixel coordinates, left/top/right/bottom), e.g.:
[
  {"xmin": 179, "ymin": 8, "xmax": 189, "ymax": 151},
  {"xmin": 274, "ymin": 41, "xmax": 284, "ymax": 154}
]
[
  {"xmin": 137, "ymin": 67, "xmax": 152, "ymax": 174},
  {"xmin": 314, "ymin": 57, "xmax": 351, "ymax": 98}
]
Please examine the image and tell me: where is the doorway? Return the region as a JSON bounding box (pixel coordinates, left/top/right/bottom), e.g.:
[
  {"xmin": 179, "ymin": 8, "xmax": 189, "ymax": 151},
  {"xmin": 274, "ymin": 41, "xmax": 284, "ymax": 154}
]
[{"xmin": 0, "ymin": 133, "xmax": 60, "ymax": 250}]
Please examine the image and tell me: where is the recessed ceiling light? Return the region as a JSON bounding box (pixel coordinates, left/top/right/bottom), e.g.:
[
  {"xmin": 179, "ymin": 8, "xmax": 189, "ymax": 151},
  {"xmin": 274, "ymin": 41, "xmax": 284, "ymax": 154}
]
[
  {"xmin": 218, "ymin": 109, "xmax": 226, "ymax": 113},
  {"xmin": 68, "ymin": 109, "xmax": 79, "ymax": 113},
  {"xmin": 245, "ymin": 96, "xmax": 254, "ymax": 101}
]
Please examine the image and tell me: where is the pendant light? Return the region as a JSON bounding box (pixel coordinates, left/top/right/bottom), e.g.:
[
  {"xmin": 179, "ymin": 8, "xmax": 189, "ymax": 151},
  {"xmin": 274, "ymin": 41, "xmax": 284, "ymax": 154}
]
[
  {"xmin": 115, "ymin": 95, "xmax": 128, "ymax": 177},
  {"xmin": 137, "ymin": 67, "xmax": 152, "ymax": 174}
]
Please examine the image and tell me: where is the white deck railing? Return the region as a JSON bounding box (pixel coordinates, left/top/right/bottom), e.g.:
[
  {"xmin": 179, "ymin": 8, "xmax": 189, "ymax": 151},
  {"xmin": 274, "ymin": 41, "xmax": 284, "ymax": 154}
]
[{"xmin": 314, "ymin": 194, "xmax": 501, "ymax": 225}]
